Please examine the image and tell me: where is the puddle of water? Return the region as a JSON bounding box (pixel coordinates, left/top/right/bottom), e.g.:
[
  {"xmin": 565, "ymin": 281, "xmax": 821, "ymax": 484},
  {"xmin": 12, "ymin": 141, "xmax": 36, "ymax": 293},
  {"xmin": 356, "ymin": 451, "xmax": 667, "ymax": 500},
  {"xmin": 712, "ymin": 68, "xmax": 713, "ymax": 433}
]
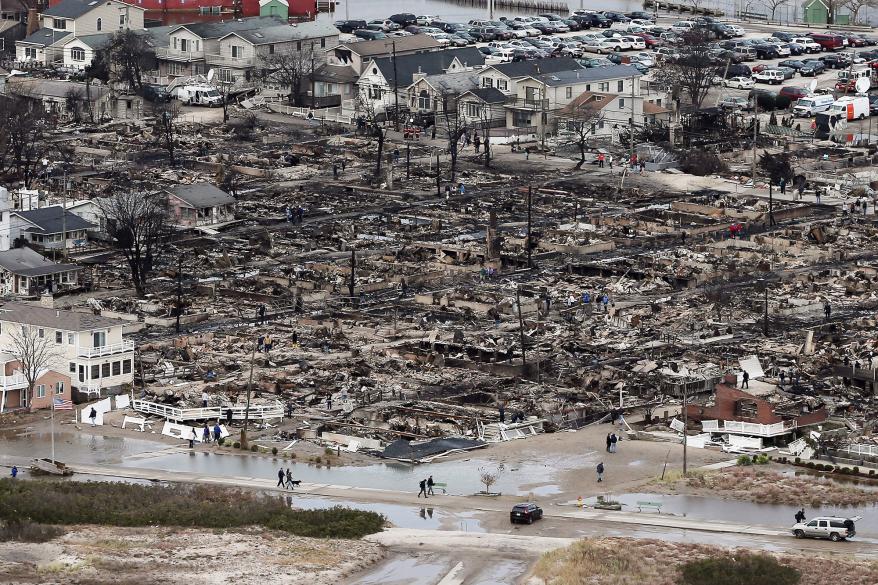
[
  {"xmin": 579, "ymin": 493, "xmax": 878, "ymax": 537},
  {"xmin": 781, "ymin": 469, "xmax": 878, "ymax": 492},
  {"xmin": 0, "ymin": 432, "xmax": 164, "ymax": 466},
  {"xmin": 347, "ymin": 555, "xmax": 449, "ymax": 585},
  {"xmin": 469, "ymin": 558, "xmax": 530, "ymax": 585},
  {"xmin": 517, "ymin": 484, "xmax": 561, "ymax": 497},
  {"xmin": 285, "ymin": 495, "xmax": 444, "ymax": 530},
  {"xmin": 443, "ymin": 510, "xmax": 486, "ymax": 533}
]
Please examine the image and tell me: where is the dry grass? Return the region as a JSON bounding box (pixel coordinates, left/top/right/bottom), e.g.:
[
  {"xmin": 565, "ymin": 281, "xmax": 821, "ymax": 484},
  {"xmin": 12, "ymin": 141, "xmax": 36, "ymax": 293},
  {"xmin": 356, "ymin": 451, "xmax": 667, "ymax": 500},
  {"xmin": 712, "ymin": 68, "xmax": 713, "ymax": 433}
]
[
  {"xmin": 533, "ymin": 538, "xmax": 878, "ymax": 585},
  {"xmin": 649, "ymin": 467, "xmax": 878, "ymax": 507}
]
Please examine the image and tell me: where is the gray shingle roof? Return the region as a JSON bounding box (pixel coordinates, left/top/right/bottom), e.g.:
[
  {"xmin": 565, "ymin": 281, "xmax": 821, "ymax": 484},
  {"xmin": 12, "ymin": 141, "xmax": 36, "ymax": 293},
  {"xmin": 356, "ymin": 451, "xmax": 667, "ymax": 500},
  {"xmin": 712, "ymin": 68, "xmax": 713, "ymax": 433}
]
[
  {"xmin": 8, "ymin": 79, "xmax": 109, "ymax": 101},
  {"xmin": 171, "ymin": 16, "xmax": 284, "ymax": 40},
  {"xmin": 463, "ymin": 87, "xmax": 506, "ymax": 103},
  {"xmin": 488, "ymin": 57, "xmax": 583, "ymax": 78},
  {"xmin": 0, "ymin": 302, "xmax": 123, "ymax": 331},
  {"xmin": 169, "ymin": 184, "xmax": 235, "ymax": 208},
  {"xmin": 223, "ymin": 20, "xmax": 339, "ymax": 45},
  {"xmin": 340, "ymin": 34, "xmax": 440, "ymax": 57},
  {"xmin": 0, "ymin": 248, "xmax": 81, "ymax": 278},
  {"xmin": 415, "ymin": 71, "xmax": 478, "ymax": 94},
  {"xmin": 68, "ymin": 33, "xmax": 112, "ymax": 50},
  {"xmin": 15, "ymin": 206, "xmax": 96, "ymax": 235},
  {"xmin": 20, "ymin": 27, "xmax": 71, "ymax": 46},
  {"xmin": 373, "ymin": 47, "xmax": 485, "ymax": 86},
  {"xmin": 534, "ymin": 64, "xmax": 642, "ymax": 86}
]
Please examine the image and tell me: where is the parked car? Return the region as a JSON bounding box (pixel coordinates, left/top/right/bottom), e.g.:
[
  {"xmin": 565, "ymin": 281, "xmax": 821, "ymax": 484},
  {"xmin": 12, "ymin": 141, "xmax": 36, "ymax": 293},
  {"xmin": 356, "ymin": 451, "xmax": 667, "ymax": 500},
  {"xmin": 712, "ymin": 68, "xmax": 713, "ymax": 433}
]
[
  {"xmin": 792, "ymin": 516, "xmax": 859, "ymax": 541},
  {"xmin": 354, "ymin": 29, "xmax": 386, "ymax": 40},
  {"xmin": 601, "ymin": 11, "xmax": 630, "ymax": 22},
  {"xmin": 799, "ymin": 60, "xmax": 826, "ymax": 76},
  {"xmin": 869, "ymin": 95, "xmax": 878, "ymax": 115},
  {"xmin": 622, "ymin": 35, "xmax": 646, "ymax": 50},
  {"xmin": 809, "ymin": 32, "xmax": 847, "ymax": 51},
  {"xmin": 627, "ymin": 10, "xmax": 655, "ymax": 21},
  {"xmin": 753, "ymin": 43, "xmax": 780, "ymax": 59},
  {"xmin": 725, "ymin": 63, "xmax": 752, "ymax": 78},
  {"xmin": 416, "ymin": 15, "xmax": 437, "ymax": 25},
  {"xmin": 368, "ymin": 19, "xmax": 400, "ymax": 32},
  {"xmin": 821, "ymin": 53, "xmax": 851, "ymax": 69},
  {"xmin": 725, "ymin": 24, "xmax": 744, "ymax": 37},
  {"xmin": 510, "ymin": 503, "xmax": 544, "ymax": 524},
  {"xmin": 143, "ymin": 84, "xmax": 170, "ymax": 102},
  {"xmin": 470, "ymin": 26, "xmax": 499, "ymax": 42},
  {"xmin": 388, "ymin": 13, "xmax": 417, "ymax": 26},
  {"xmin": 785, "ymin": 42, "xmax": 807, "ymax": 56},
  {"xmin": 779, "ymin": 86, "xmax": 810, "ymax": 102},
  {"xmin": 777, "ymin": 66, "xmax": 796, "ymax": 80},
  {"xmin": 634, "ymin": 33, "xmax": 662, "ymax": 48},
  {"xmin": 719, "ymin": 96, "xmax": 750, "ymax": 110},
  {"xmin": 754, "ymin": 69, "xmax": 785, "ymax": 84},
  {"xmin": 791, "ymin": 37, "xmax": 822, "ymax": 53},
  {"xmin": 333, "ymin": 19, "xmax": 367, "ymax": 33},
  {"xmin": 779, "ymin": 59, "xmax": 805, "ymax": 71},
  {"xmin": 581, "ymin": 13, "xmax": 611, "ymax": 28},
  {"xmin": 771, "ymin": 31, "xmax": 796, "ymax": 42},
  {"xmin": 670, "ymin": 20, "xmax": 697, "ymax": 34},
  {"xmin": 723, "ymin": 76, "xmax": 754, "ymax": 89}
]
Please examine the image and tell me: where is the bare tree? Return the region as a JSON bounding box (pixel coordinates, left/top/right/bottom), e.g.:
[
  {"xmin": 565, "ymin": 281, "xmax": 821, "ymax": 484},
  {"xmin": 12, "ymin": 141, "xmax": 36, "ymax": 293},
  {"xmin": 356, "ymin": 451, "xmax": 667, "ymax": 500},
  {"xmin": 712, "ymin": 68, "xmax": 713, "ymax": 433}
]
[
  {"xmin": 9, "ymin": 326, "xmax": 58, "ymax": 407},
  {"xmin": 0, "ymin": 96, "xmax": 48, "ymax": 188},
  {"xmin": 216, "ymin": 155, "xmax": 243, "ymax": 198},
  {"xmin": 556, "ymin": 105, "xmax": 604, "ymax": 170},
  {"xmin": 355, "ymin": 93, "xmax": 386, "ymax": 178},
  {"xmin": 260, "ymin": 47, "xmax": 315, "ymax": 106},
  {"xmin": 844, "ymin": 0, "xmax": 878, "ymax": 23},
  {"xmin": 476, "ymin": 105, "xmax": 494, "ymax": 168},
  {"xmin": 478, "ymin": 465, "xmax": 502, "ymax": 495},
  {"xmin": 652, "ymin": 29, "xmax": 723, "ymax": 109},
  {"xmin": 102, "ymin": 30, "xmax": 153, "ymax": 91},
  {"xmin": 761, "ymin": 0, "xmax": 790, "ymax": 20},
  {"xmin": 152, "ymin": 100, "xmax": 181, "ymax": 165},
  {"xmin": 96, "ymin": 188, "xmax": 169, "ymax": 297},
  {"xmin": 438, "ymin": 89, "xmax": 468, "ymax": 184}
]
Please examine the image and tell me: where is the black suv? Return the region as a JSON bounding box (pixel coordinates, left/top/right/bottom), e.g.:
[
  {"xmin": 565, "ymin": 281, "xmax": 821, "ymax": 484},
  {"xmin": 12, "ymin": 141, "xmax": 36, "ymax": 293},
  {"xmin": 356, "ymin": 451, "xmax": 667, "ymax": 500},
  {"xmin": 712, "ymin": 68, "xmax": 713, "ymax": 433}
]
[
  {"xmin": 510, "ymin": 503, "xmax": 543, "ymax": 524},
  {"xmin": 601, "ymin": 11, "xmax": 630, "ymax": 22},
  {"xmin": 388, "ymin": 13, "xmax": 416, "ymax": 26},
  {"xmin": 582, "ymin": 13, "xmax": 611, "ymax": 28},
  {"xmin": 753, "ymin": 43, "xmax": 780, "ymax": 59},
  {"xmin": 820, "ymin": 53, "xmax": 851, "ymax": 68},
  {"xmin": 771, "ymin": 31, "xmax": 796, "ymax": 42},
  {"xmin": 143, "ymin": 84, "xmax": 170, "ymax": 103},
  {"xmin": 334, "ymin": 19, "xmax": 367, "ymax": 33}
]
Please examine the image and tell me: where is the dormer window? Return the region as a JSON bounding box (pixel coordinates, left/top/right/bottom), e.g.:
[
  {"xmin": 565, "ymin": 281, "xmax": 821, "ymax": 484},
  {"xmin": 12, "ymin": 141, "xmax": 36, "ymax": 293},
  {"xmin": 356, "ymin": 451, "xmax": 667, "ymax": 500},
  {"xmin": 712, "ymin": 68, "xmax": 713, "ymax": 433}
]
[{"xmin": 53, "ymin": 18, "xmax": 66, "ymax": 29}]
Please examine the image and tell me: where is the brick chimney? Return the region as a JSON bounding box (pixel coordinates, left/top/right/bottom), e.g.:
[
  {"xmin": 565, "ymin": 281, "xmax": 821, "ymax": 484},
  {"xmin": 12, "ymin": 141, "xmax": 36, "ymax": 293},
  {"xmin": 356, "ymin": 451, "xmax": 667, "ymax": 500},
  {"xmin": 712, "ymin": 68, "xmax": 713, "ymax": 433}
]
[{"xmin": 26, "ymin": 8, "xmax": 39, "ymax": 38}]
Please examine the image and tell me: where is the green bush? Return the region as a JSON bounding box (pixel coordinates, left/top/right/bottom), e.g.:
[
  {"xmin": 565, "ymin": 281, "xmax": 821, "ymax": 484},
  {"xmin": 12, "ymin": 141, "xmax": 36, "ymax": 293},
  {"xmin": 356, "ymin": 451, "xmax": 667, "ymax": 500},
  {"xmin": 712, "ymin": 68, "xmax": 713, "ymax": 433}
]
[
  {"xmin": 794, "ymin": 457, "xmax": 801, "ymax": 464},
  {"xmin": 869, "ymin": 469, "xmax": 875, "ymax": 476},
  {"xmin": 841, "ymin": 467, "xmax": 851, "ymax": 474},
  {"xmin": 250, "ymin": 444, "xmax": 258, "ymax": 452},
  {"xmin": 290, "ymin": 452, "xmax": 297, "ymax": 459},
  {"xmin": 0, "ymin": 519, "xmax": 65, "ymax": 543},
  {"xmin": 272, "ymin": 447, "xmax": 278, "ymax": 456},
  {"xmin": 754, "ymin": 454, "xmax": 770, "ymax": 465},
  {"xmin": 736, "ymin": 455, "xmax": 753, "ymax": 466},
  {"xmin": 325, "ymin": 447, "xmax": 335, "ymax": 456},
  {"xmin": 233, "ymin": 441, "xmax": 240, "ymax": 449},
  {"xmin": 853, "ymin": 467, "xmax": 860, "ymax": 475},
  {"xmin": 679, "ymin": 553, "xmax": 801, "ymax": 585},
  {"xmin": 0, "ymin": 479, "xmax": 384, "ymax": 540},
  {"xmin": 774, "ymin": 95, "xmax": 791, "ymax": 110},
  {"xmin": 217, "ymin": 437, "xmax": 225, "ymax": 446},
  {"xmin": 315, "ymin": 456, "xmax": 322, "ymax": 464}
]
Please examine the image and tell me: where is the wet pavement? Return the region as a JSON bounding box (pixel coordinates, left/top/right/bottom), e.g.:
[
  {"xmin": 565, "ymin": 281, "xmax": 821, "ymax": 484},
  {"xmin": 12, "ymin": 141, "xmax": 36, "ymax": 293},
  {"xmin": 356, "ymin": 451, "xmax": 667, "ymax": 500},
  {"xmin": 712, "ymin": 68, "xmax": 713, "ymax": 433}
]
[{"xmin": 574, "ymin": 492, "xmax": 878, "ymax": 538}]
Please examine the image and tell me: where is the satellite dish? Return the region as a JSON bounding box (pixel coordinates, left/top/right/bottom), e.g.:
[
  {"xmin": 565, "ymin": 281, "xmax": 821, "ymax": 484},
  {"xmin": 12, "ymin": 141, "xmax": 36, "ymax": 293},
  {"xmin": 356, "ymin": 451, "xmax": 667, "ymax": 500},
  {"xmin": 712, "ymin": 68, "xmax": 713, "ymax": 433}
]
[
  {"xmin": 808, "ymin": 79, "xmax": 818, "ymax": 94},
  {"xmin": 206, "ymin": 68, "xmax": 215, "ymax": 83},
  {"xmin": 855, "ymin": 77, "xmax": 870, "ymax": 94}
]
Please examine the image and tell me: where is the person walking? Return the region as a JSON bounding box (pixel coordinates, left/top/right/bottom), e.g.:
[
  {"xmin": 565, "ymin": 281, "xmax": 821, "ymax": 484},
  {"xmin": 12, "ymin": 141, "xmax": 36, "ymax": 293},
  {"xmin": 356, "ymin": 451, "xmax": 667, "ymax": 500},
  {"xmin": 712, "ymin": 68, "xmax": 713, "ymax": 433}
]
[
  {"xmin": 606, "ymin": 433, "xmax": 612, "ymax": 453},
  {"xmin": 795, "ymin": 508, "xmax": 806, "ymax": 523},
  {"xmin": 333, "ymin": 163, "xmax": 339, "ymax": 179},
  {"xmin": 474, "ymin": 134, "xmax": 481, "ymax": 153},
  {"xmin": 277, "ymin": 468, "xmax": 285, "ymax": 488},
  {"xmin": 596, "ymin": 462, "xmax": 605, "ymax": 483},
  {"xmin": 418, "ymin": 478, "xmax": 429, "ymax": 498},
  {"xmin": 202, "ymin": 424, "xmax": 211, "ymax": 444},
  {"xmin": 10, "ymin": 465, "xmax": 17, "ymax": 478},
  {"xmin": 88, "ymin": 407, "xmax": 97, "ymax": 427},
  {"xmin": 226, "ymin": 408, "xmax": 233, "ymax": 426},
  {"xmin": 258, "ymin": 304, "xmax": 266, "ymax": 325},
  {"xmin": 202, "ymin": 391, "xmax": 209, "ymax": 408},
  {"xmin": 779, "ymin": 177, "xmax": 786, "ymax": 194},
  {"xmin": 815, "ymin": 188, "xmax": 822, "ymax": 204},
  {"xmin": 190, "ymin": 427, "xmax": 197, "ymax": 449},
  {"xmin": 264, "ymin": 333, "xmax": 273, "ymax": 353},
  {"xmin": 610, "ymin": 433, "xmax": 618, "ymax": 453},
  {"xmin": 427, "ymin": 475, "xmax": 435, "ymax": 496},
  {"xmin": 742, "ymin": 370, "xmax": 749, "ymax": 389},
  {"xmin": 213, "ymin": 422, "xmax": 222, "ymax": 443},
  {"xmin": 824, "ymin": 301, "xmax": 831, "ymax": 320},
  {"xmin": 779, "ymin": 369, "xmax": 786, "ymax": 386},
  {"xmin": 286, "ymin": 468, "xmax": 294, "ymax": 490}
]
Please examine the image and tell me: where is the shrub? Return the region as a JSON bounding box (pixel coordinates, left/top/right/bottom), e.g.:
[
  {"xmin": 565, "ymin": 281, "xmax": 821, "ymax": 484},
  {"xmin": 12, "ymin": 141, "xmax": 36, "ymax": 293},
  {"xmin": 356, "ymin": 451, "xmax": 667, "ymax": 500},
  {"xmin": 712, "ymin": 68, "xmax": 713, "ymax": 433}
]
[
  {"xmin": 0, "ymin": 519, "xmax": 65, "ymax": 543},
  {"xmin": 754, "ymin": 454, "xmax": 770, "ymax": 465},
  {"xmin": 841, "ymin": 467, "xmax": 851, "ymax": 474},
  {"xmin": 250, "ymin": 445, "xmax": 258, "ymax": 452},
  {"xmin": 217, "ymin": 437, "xmax": 225, "ymax": 446},
  {"xmin": 737, "ymin": 455, "xmax": 753, "ymax": 466},
  {"xmin": 325, "ymin": 447, "xmax": 335, "ymax": 457},
  {"xmin": 794, "ymin": 457, "xmax": 801, "ymax": 464},
  {"xmin": 853, "ymin": 467, "xmax": 860, "ymax": 475},
  {"xmin": 290, "ymin": 452, "xmax": 296, "ymax": 460},
  {"xmin": 272, "ymin": 447, "xmax": 278, "ymax": 456},
  {"xmin": 232, "ymin": 442, "xmax": 240, "ymax": 449},
  {"xmin": 315, "ymin": 456, "xmax": 322, "ymax": 464},
  {"xmin": 0, "ymin": 479, "xmax": 384, "ymax": 540},
  {"xmin": 755, "ymin": 92, "xmax": 776, "ymax": 111},
  {"xmin": 870, "ymin": 469, "xmax": 875, "ymax": 476},
  {"xmin": 679, "ymin": 553, "xmax": 801, "ymax": 585}
]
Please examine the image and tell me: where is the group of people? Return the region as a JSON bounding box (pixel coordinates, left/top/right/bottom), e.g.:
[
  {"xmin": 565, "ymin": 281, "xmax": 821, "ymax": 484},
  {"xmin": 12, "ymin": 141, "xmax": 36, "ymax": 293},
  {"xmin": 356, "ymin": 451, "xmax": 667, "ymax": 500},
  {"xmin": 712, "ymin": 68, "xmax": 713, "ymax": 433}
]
[
  {"xmin": 257, "ymin": 333, "xmax": 274, "ymax": 353},
  {"xmin": 285, "ymin": 205, "xmax": 305, "ymax": 224},
  {"xmin": 565, "ymin": 291, "xmax": 612, "ymax": 311},
  {"xmin": 276, "ymin": 468, "xmax": 298, "ymax": 490},
  {"xmin": 417, "ymin": 475, "xmax": 437, "ymax": 498},
  {"xmin": 849, "ymin": 198, "xmax": 870, "ymax": 217}
]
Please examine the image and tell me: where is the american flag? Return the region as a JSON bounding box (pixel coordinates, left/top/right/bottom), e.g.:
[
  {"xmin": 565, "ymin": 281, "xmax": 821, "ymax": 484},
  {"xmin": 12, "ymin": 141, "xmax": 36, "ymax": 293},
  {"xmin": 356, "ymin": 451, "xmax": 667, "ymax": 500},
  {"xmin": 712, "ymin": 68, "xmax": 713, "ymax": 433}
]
[{"xmin": 53, "ymin": 398, "xmax": 73, "ymax": 411}]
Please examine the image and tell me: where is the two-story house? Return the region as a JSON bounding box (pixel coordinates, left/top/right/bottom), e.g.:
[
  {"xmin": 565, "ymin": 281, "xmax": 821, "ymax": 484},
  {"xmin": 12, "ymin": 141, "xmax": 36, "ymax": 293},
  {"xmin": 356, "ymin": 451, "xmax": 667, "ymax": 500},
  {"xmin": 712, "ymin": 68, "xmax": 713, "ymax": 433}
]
[
  {"xmin": 16, "ymin": 0, "xmax": 144, "ymax": 65},
  {"xmin": 357, "ymin": 47, "xmax": 485, "ymax": 114},
  {"xmin": 315, "ymin": 34, "xmax": 441, "ymax": 107},
  {"xmin": 477, "ymin": 58, "xmax": 583, "ymax": 97},
  {"xmin": 157, "ymin": 16, "xmax": 281, "ymax": 80},
  {"xmin": 214, "ymin": 20, "xmax": 339, "ymax": 88},
  {"xmin": 0, "ymin": 0, "xmax": 29, "ymax": 53},
  {"xmin": 406, "ymin": 70, "xmax": 479, "ymax": 115},
  {"xmin": 0, "ymin": 204, "xmax": 97, "ymax": 252},
  {"xmin": 0, "ymin": 247, "xmax": 81, "ymax": 296},
  {"xmin": 505, "ymin": 64, "xmax": 643, "ymax": 140},
  {"xmin": 0, "ymin": 302, "xmax": 134, "ymax": 412}
]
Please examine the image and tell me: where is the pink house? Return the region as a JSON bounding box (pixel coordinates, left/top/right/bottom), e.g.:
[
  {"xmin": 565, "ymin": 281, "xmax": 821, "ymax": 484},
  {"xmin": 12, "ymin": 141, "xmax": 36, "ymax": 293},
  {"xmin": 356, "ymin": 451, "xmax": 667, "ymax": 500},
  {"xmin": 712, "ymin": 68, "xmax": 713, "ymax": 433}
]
[{"xmin": 167, "ymin": 184, "xmax": 236, "ymax": 228}]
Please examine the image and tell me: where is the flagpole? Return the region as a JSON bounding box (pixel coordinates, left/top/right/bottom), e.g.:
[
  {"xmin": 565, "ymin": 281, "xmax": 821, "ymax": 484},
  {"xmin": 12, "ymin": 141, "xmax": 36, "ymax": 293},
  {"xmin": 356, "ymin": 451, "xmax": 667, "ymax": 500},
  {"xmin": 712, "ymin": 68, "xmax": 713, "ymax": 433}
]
[{"xmin": 51, "ymin": 401, "xmax": 55, "ymax": 464}]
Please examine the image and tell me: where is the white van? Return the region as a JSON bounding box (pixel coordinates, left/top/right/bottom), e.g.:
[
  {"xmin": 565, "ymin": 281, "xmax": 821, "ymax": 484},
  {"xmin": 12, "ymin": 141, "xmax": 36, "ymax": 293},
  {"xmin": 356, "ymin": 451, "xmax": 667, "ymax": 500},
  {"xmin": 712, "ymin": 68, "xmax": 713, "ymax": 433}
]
[
  {"xmin": 792, "ymin": 94, "xmax": 835, "ymax": 116},
  {"xmin": 826, "ymin": 95, "xmax": 870, "ymax": 120},
  {"xmin": 670, "ymin": 21, "xmax": 697, "ymax": 33},
  {"xmin": 171, "ymin": 84, "xmax": 223, "ymax": 107}
]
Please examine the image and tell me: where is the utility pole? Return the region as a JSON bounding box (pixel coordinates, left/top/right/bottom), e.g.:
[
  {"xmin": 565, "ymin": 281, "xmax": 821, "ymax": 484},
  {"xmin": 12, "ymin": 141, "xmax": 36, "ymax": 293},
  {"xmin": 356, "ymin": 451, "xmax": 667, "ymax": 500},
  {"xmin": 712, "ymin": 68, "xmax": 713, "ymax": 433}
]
[
  {"xmin": 240, "ymin": 341, "xmax": 256, "ymax": 449},
  {"xmin": 436, "ymin": 152, "xmax": 441, "ymax": 197},
  {"xmin": 763, "ymin": 286, "xmax": 769, "ymax": 336},
  {"xmin": 751, "ymin": 97, "xmax": 758, "ymax": 188},
  {"xmin": 348, "ymin": 248, "xmax": 356, "ymax": 301},
  {"xmin": 682, "ymin": 383, "xmax": 688, "ymax": 476},
  {"xmin": 526, "ymin": 185, "xmax": 533, "ymax": 268},
  {"xmin": 629, "ymin": 75, "xmax": 635, "ymax": 166},
  {"xmin": 391, "ymin": 40, "xmax": 400, "ymax": 132},
  {"xmin": 516, "ymin": 285, "xmax": 527, "ymax": 377},
  {"xmin": 61, "ymin": 163, "xmax": 67, "ymax": 261},
  {"xmin": 175, "ymin": 254, "xmax": 183, "ymax": 334},
  {"xmin": 406, "ymin": 143, "xmax": 410, "ymax": 179}
]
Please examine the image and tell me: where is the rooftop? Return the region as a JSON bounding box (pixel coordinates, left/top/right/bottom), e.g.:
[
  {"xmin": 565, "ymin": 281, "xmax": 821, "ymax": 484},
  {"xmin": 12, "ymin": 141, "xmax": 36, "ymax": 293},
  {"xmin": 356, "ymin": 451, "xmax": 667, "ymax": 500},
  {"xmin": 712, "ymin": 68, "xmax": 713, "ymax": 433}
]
[
  {"xmin": 0, "ymin": 301, "xmax": 123, "ymax": 331},
  {"xmin": 15, "ymin": 205, "xmax": 97, "ymax": 234},
  {"xmin": 338, "ymin": 34, "xmax": 440, "ymax": 57},
  {"xmin": 0, "ymin": 248, "xmax": 81, "ymax": 278},
  {"xmin": 169, "ymin": 184, "xmax": 236, "ymax": 208}
]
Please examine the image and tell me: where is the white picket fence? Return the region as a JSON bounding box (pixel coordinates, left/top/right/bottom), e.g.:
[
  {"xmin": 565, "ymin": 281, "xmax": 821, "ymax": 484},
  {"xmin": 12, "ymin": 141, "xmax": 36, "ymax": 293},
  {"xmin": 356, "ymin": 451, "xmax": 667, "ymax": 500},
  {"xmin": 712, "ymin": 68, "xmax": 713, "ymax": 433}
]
[
  {"xmin": 132, "ymin": 399, "xmax": 283, "ymax": 422},
  {"xmin": 266, "ymin": 103, "xmax": 353, "ymax": 125},
  {"xmin": 702, "ymin": 419, "xmax": 795, "ymax": 437}
]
